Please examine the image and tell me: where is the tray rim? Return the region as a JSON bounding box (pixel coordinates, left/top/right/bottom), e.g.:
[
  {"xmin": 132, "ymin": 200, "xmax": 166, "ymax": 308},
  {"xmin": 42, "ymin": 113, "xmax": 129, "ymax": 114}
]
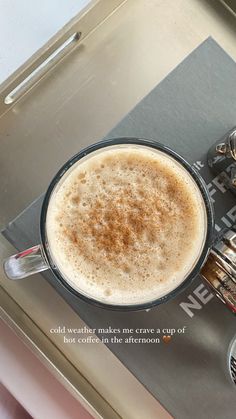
[
  {"xmin": 0, "ymin": 0, "xmax": 126, "ymax": 117},
  {"xmin": 0, "ymin": 285, "xmax": 121, "ymax": 419}
]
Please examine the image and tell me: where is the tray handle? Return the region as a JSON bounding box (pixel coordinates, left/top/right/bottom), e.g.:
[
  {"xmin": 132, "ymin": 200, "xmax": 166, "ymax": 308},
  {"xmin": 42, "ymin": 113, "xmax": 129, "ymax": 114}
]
[{"xmin": 4, "ymin": 32, "xmax": 81, "ymax": 105}]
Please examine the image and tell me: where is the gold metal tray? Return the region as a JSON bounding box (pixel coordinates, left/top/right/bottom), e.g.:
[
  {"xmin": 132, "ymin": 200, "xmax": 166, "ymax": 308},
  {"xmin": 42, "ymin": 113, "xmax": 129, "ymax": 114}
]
[{"xmin": 1, "ymin": 0, "xmax": 236, "ymax": 417}]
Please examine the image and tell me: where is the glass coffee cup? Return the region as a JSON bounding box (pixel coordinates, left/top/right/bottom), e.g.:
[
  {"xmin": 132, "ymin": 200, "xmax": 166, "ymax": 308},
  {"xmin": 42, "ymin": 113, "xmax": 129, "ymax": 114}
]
[{"xmin": 3, "ymin": 138, "xmax": 236, "ymax": 312}]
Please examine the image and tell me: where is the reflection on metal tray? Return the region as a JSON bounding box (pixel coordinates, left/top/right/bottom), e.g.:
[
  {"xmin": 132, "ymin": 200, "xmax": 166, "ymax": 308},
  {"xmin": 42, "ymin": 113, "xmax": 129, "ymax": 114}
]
[
  {"xmin": 3, "ymin": 38, "xmax": 236, "ymax": 419},
  {"xmin": 221, "ymin": 0, "xmax": 236, "ymax": 15}
]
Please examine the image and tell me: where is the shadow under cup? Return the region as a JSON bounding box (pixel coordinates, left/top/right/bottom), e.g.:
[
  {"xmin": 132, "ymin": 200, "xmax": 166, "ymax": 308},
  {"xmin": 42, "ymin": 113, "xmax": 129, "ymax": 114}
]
[{"xmin": 39, "ymin": 138, "xmax": 214, "ymax": 311}]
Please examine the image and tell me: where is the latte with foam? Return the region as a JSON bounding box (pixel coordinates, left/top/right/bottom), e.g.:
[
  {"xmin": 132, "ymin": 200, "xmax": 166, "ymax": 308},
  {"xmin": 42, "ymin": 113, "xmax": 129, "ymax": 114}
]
[{"xmin": 46, "ymin": 144, "xmax": 207, "ymax": 305}]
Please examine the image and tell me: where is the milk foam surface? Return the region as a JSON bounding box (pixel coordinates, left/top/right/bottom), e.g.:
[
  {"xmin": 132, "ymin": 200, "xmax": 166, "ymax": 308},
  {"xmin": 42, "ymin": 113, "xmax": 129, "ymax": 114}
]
[{"xmin": 46, "ymin": 145, "xmax": 207, "ymax": 305}]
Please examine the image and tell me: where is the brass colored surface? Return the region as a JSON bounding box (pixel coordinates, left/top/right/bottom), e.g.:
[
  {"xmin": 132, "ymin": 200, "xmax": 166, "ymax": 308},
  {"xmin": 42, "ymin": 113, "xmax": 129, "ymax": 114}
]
[
  {"xmin": 221, "ymin": 0, "xmax": 236, "ymax": 15},
  {"xmin": 1, "ymin": 0, "xmax": 236, "ymax": 417},
  {"xmin": 0, "ymin": 0, "xmax": 126, "ymax": 116}
]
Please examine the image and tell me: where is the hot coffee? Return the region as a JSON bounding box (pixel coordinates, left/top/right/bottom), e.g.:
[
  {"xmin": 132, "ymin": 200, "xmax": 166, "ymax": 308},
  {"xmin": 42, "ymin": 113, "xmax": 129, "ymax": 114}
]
[{"xmin": 46, "ymin": 145, "xmax": 207, "ymax": 305}]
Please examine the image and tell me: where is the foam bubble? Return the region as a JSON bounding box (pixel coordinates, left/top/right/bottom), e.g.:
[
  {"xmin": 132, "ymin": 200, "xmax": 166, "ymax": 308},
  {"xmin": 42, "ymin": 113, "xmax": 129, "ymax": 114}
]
[{"xmin": 46, "ymin": 145, "xmax": 207, "ymax": 305}]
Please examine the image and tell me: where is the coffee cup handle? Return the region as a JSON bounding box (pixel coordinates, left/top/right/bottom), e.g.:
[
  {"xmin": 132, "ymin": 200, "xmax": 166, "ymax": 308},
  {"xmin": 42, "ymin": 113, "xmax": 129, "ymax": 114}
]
[
  {"xmin": 4, "ymin": 230, "xmax": 236, "ymax": 314},
  {"xmin": 3, "ymin": 245, "xmax": 49, "ymax": 280},
  {"xmin": 201, "ymin": 227, "xmax": 236, "ymax": 313}
]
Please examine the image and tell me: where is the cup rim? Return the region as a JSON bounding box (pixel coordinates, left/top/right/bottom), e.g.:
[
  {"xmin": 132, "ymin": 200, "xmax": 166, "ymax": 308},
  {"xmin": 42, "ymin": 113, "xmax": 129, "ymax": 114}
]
[{"xmin": 40, "ymin": 137, "xmax": 214, "ymax": 311}]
